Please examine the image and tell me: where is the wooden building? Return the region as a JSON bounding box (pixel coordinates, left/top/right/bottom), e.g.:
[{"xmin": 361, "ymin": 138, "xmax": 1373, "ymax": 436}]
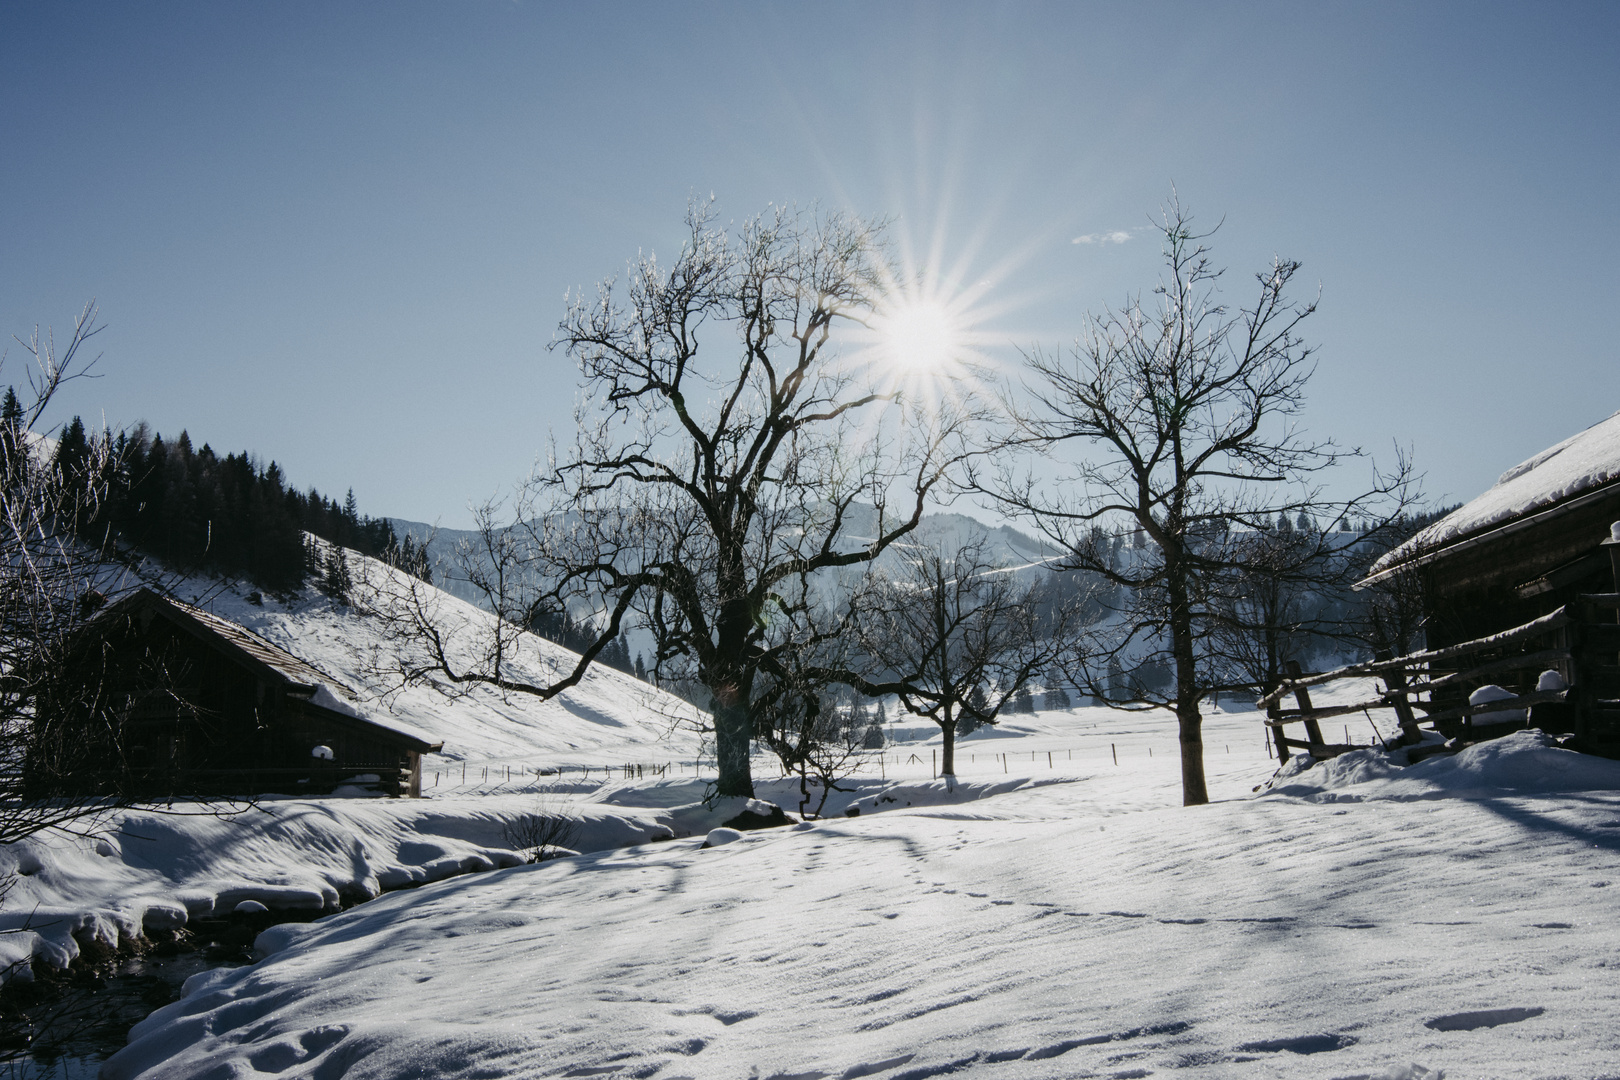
[
  {"xmin": 27, "ymin": 588, "xmax": 441, "ymax": 799},
  {"xmin": 1359, "ymin": 409, "xmax": 1620, "ymax": 748}
]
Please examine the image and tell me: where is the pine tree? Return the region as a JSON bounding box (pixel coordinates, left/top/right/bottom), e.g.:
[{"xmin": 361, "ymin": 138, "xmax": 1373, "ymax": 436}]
[
  {"xmin": 52, "ymin": 416, "xmax": 89, "ymax": 485},
  {"xmin": 0, "ymin": 388, "xmax": 24, "ymax": 491},
  {"xmin": 322, "ymin": 545, "xmax": 353, "ymax": 604}
]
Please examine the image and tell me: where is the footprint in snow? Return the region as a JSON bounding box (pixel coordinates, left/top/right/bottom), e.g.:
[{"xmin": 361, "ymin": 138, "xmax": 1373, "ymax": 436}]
[
  {"xmin": 836, "ymin": 1054, "xmax": 915, "ymax": 1078},
  {"xmin": 1234, "ymin": 1033, "xmax": 1356, "ymax": 1055},
  {"xmin": 1425, "ymin": 1006, "xmax": 1543, "ymax": 1031}
]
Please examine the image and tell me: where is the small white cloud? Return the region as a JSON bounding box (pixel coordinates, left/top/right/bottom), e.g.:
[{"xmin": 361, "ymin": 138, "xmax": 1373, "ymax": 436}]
[{"xmin": 1072, "ymin": 230, "xmax": 1132, "ymax": 246}]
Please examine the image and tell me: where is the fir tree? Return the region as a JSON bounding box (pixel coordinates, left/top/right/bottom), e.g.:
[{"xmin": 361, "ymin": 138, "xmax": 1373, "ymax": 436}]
[
  {"xmin": 0, "ymin": 388, "xmax": 24, "ymax": 491},
  {"xmin": 321, "ymin": 545, "xmax": 353, "ymax": 604}
]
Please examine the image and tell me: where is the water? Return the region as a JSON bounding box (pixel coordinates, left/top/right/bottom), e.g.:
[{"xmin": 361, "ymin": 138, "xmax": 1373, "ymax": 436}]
[{"xmin": 0, "ymin": 910, "xmax": 322, "ymax": 1079}]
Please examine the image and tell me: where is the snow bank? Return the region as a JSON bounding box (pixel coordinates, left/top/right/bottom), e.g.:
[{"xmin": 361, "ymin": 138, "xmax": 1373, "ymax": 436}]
[
  {"xmin": 1266, "ymin": 729, "xmax": 1620, "ymax": 801},
  {"xmin": 0, "ymin": 793, "xmax": 673, "ymax": 982},
  {"xmin": 1373, "ymin": 407, "xmax": 1620, "ymax": 572},
  {"xmin": 0, "ymin": 773, "xmax": 1082, "ymax": 984}
]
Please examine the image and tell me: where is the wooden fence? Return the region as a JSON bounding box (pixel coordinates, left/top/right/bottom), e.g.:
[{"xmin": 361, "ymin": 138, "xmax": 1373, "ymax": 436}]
[{"xmin": 1258, "ymin": 591, "xmax": 1620, "ymax": 765}]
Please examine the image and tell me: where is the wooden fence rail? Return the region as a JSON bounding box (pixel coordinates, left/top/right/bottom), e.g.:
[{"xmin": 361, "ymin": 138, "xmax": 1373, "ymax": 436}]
[{"xmin": 1260, "ymin": 577, "xmax": 1620, "ymax": 764}]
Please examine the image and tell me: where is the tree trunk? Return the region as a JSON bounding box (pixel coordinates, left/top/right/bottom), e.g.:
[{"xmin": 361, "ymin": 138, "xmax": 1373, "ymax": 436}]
[
  {"xmin": 709, "ymin": 676, "xmax": 755, "ymax": 798},
  {"xmin": 1175, "ymin": 697, "xmax": 1207, "ymax": 806},
  {"xmin": 939, "ymin": 714, "xmax": 957, "ymax": 777},
  {"xmin": 708, "ymin": 576, "xmax": 757, "ymax": 799},
  {"xmin": 1166, "ymin": 564, "xmax": 1209, "ymax": 806}
]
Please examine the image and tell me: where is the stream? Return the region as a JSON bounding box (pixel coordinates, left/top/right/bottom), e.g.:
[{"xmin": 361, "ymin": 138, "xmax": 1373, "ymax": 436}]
[{"xmin": 1, "ymin": 909, "xmax": 325, "ymax": 1079}]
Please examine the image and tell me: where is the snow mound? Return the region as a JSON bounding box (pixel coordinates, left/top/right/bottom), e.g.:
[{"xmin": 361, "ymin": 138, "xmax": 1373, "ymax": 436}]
[
  {"xmin": 0, "ymin": 794, "xmax": 673, "ymax": 981},
  {"xmin": 1266, "ymin": 729, "xmax": 1620, "ymax": 801}
]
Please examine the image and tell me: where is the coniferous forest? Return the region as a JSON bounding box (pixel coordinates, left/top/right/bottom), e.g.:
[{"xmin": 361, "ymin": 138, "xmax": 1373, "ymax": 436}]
[{"xmin": 35, "ymin": 400, "xmax": 431, "ymax": 595}]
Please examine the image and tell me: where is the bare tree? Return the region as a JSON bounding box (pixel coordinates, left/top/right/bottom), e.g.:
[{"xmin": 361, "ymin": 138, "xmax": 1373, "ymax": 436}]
[
  {"xmin": 1204, "ymin": 522, "xmax": 1337, "ymax": 699},
  {"xmin": 365, "ymin": 203, "xmax": 981, "ymax": 798},
  {"xmin": 978, "ymin": 196, "xmax": 1413, "ymax": 805},
  {"xmin": 0, "ymin": 303, "xmax": 158, "ymax": 840},
  {"xmin": 753, "ymin": 648, "xmax": 873, "ymax": 820},
  {"xmin": 850, "ymin": 539, "xmax": 1074, "ymax": 787}
]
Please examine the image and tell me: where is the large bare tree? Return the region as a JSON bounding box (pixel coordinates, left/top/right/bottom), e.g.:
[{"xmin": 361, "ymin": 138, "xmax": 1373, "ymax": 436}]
[
  {"xmin": 367, "ymin": 203, "xmax": 981, "ymax": 797},
  {"xmin": 978, "ymin": 196, "xmax": 1412, "ymax": 806}
]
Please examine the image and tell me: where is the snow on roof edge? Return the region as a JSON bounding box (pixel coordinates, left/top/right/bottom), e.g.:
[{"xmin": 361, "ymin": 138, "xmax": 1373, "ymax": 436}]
[{"xmin": 1369, "ymin": 408, "xmax": 1620, "ymax": 576}]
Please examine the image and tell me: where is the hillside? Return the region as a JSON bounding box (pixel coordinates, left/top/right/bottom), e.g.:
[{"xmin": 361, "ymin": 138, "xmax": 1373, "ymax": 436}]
[{"xmin": 171, "ymin": 543, "xmax": 705, "ymax": 768}]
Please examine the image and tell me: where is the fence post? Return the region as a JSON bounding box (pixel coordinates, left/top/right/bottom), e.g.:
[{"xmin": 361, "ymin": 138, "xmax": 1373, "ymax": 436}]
[
  {"xmin": 1376, "ymin": 649, "xmax": 1423, "ymax": 746},
  {"xmin": 1285, "ymin": 659, "xmax": 1325, "ymax": 748},
  {"xmin": 1264, "ymin": 678, "xmax": 1290, "ymax": 765}
]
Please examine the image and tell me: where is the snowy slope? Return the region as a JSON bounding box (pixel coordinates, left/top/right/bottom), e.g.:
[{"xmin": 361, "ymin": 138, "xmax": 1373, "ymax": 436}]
[
  {"xmin": 1373, "ymin": 407, "xmax": 1620, "ymax": 572},
  {"xmin": 102, "ymin": 720, "xmax": 1620, "ymax": 1080},
  {"xmin": 176, "ymin": 546, "xmax": 705, "ymax": 767}
]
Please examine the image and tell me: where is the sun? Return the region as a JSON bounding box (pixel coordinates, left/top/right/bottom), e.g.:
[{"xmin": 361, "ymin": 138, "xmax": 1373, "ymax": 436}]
[{"xmin": 876, "ymin": 299, "xmax": 961, "ymax": 373}]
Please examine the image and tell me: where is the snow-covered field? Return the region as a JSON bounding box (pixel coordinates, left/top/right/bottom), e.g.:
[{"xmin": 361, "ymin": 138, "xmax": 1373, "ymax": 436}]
[{"xmin": 13, "ymin": 690, "xmax": 1606, "ymax": 1080}]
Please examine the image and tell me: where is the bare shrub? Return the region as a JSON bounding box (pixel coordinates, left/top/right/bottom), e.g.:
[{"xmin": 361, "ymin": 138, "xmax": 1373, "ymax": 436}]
[{"xmin": 501, "ymin": 800, "xmax": 581, "ymax": 864}]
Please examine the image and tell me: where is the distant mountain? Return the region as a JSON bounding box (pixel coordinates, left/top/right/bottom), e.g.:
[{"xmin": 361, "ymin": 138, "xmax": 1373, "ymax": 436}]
[{"xmin": 386, "ymin": 508, "xmax": 1065, "ymax": 612}]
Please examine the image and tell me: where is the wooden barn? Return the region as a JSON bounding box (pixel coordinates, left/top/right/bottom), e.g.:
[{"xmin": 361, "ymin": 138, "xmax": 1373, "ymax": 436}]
[
  {"xmin": 26, "ymin": 588, "xmax": 442, "ymax": 799},
  {"xmin": 1353, "ymin": 408, "xmax": 1620, "ymax": 752}
]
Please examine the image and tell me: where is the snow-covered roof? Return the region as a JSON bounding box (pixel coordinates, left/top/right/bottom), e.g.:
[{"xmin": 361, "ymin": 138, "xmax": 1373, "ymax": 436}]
[{"xmin": 1370, "ymin": 408, "xmax": 1620, "ymax": 576}]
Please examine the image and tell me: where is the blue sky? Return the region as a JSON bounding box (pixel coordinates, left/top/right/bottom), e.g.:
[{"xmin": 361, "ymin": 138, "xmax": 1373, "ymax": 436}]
[{"xmin": 2, "ymin": 1, "xmax": 1616, "ymax": 527}]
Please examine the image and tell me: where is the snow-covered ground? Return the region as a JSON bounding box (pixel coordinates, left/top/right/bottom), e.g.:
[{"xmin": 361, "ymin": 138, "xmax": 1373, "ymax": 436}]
[
  {"xmin": 20, "ymin": 690, "xmax": 1601, "ymax": 1080},
  {"xmin": 0, "ymin": 689, "xmax": 1284, "ymax": 986},
  {"xmin": 10, "ymin": 556, "xmax": 1616, "ymax": 1078}
]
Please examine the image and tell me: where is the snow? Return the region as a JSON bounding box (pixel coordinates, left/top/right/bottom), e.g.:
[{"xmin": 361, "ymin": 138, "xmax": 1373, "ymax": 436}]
[
  {"xmin": 86, "ymin": 705, "xmax": 1620, "ymax": 1080},
  {"xmin": 4, "ymin": 552, "xmax": 1616, "ymax": 1077},
  {"xmin": 1267, "ymin": 728, "xmax": 1620, "ymax": 802},
  {"xmin": 175, "ymin": 550, "xmax": 708, "ymax": 768},
  {"xmin": 1468, "ymin": 683, "xmax": 1524, "ymax": 725},
  {"xmin": 1373, "ymin": 407, "xmax": 1620, "ymax": 573},
  {"xmin": 0, "ymin": 792, "xmax": 678, "ymax": 982}
]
